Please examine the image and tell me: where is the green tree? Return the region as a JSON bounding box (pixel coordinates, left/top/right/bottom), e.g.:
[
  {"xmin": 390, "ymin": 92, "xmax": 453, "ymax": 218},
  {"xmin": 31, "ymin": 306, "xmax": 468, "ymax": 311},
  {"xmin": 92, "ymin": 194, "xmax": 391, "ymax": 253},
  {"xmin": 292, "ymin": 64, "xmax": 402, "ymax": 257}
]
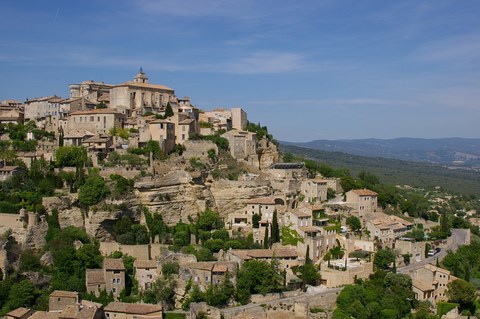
[
  {"xmin": 235, "ymin": 259, "xmax": 284, "ymax": 304},
  {"xmin": 3, "ymin": 279, "xmax": 37, "ymax": 312},
  {"xmin": 164, "ymin": 102, "xmax": 174, "ymax": 118},
  {"xmin": 346, "ymin": 216, "xmax": 362, "ymax": 232},
  {"xmin": 204, "ymin": 273, "xmax": 235, "ymax": 307},
  {"xmin": 142, "ymin": 277, "xmax": 177, "ymax": 310},
  {"xmin": 271, "ymin": 210, "xmax": 280, "ymax": 244},
  {"xmin": 446, "ymin": 279, "xmax": 476, "ymax": 309},
  {"xmin": 78, "ymin": 174, "xmax": 110, "ymax": 207},
  {"xmin": 197, "ymin": 209, "xmax": 224, "ymax": 231},
  {"xmin": 374, "ymin": 249, "xmax": 396, "ymax": 271},
  {"xmin": 55, "ymin": 146, "xmax": 87, "ymax": 168},
  {"xmin": 263, "ymin": 223, "xmax": 269, "ymax": 249}
]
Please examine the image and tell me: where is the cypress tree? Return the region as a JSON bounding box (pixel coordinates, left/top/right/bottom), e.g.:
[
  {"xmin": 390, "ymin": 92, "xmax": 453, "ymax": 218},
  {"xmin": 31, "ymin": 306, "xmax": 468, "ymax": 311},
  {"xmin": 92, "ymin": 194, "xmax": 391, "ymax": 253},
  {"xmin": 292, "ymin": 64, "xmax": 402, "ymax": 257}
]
[
  {"xmin": 271, "ymin": 210, "xmax": 280, "ymax": 243},
  {"xmin": 164, "ymin": 102, "xmax": 174, "ymax": 118},
  {"xmin": 263, "ymin": 224, "xmax": 269, "ymax": 249}
]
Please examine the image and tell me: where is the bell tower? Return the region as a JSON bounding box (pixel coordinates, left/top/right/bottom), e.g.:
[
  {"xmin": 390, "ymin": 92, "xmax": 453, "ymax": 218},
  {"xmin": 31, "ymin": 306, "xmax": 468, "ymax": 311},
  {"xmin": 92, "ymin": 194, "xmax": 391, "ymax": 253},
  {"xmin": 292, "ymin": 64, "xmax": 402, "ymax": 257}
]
[{"xmin": 133, "ymin": 67, "xmax": 148, "ymax": 83}]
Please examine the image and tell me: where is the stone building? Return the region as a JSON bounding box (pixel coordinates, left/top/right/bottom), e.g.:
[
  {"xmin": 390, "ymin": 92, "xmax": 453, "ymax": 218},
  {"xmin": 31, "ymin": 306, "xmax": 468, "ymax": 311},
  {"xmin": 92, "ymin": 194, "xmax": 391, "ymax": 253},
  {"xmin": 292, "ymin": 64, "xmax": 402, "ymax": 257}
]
[
  {"xmin": 133, "ymin": 260, "xmax": 158, "ymax": 291},
  {"xmin": 222, "ymin": 130, "xmax": 257, "ymax": 159},
  {"xmin": 48, "ymin": 291, "xmax": 79, "ymax": 312},
  {"xmin": 179, "ymin": 261, "xmax": 237, "ymax": 291},
  {"xmin": 5, "ymin": 308, "xmax": 34, "ymax": 319},
  {"xmin": 24, "ymin": 96, "xmax": 61, "ymax": 122},
  {"xmin": 394, "ymin": 239, "xmax": 426, "ymax": 264},
  {"xmin": 86, "ymin": 258, "xmax": 125, "ymax": 299},
  {"xmin": 147, "ymin": 119, "xmax": 175, "ymax": 154},
  {"xmin": 301, "ymin": 178, "xmax": 329, "ymax": 203},
  {"xmin": 69, "ymin": 80, "xmax": 112, "ymax": 103},
  {"xmin": 109, "ymin": 69, "xmax": 175, "ymax": 117},
  {"xmin": 0, "ymin": 108, "xmax": 23, "ymax": 124},
  {"xmin": 407, "ymin": 264, "xmax": 455, "ymax": 303},
  {"xmin": 346, "ymin": 189, "xmax": 378, "ymax": 216},
  {"xmin": 66, "ymin": 109, "xmax": 126, "ymax": 135},
  {"xmin": 104, "ymin": 302, "xmax": 163, "ymax": 319},
  {"xmin": 219, "ymin": 248, "xmax": 301, "ymax": 284},
  {"xmin": 366, "ymin": 215, "xmax": 413, "ymax": 247}
]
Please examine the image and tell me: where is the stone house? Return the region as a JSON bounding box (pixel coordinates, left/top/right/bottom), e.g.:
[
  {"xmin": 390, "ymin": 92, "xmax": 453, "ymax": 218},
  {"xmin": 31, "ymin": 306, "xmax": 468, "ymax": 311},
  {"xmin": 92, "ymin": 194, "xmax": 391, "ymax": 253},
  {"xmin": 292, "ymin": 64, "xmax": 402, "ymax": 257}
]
[
  {"xmin": 24, "ymin": 96, "xmax": 60, "ymax": 122},
  {"xmin": 104, "ymin": 302, "xmax": 162, "ymax": 319},
  {"xmin": 82, "ymin": 134, "xmax": 114, "ymax": 165},
  {"xmin": 394, "ymin": 239, "xmax": 426, "ymax": 264},
  {"xmin": 366, "ymin": 215, "xmax": 413, "ymax": 246},
  {"xmin": 267, "ymin": 163, "xmax": 308, "ymax": 198},
  {"xmin": 133, "ymin": 259, "xmax": 159, "ymax": 291},
  {"xmin": 63, "ymin": 129, "xmax": 95, "ymax": 147},
  {"xmin": 86, "ymin": 258, "xmax": 125, "ymax": 299},
  {"xmin": 0, "ymin": 163, "xmax": 24, "ymax": 181},
  {"xmin": 147, "ymin": 119, "xmax": 175, "ymax": 154},
  {"xmin": 178, "ymin": 118, "xmax": 196, "ymax": 144},
  {"xmin": 220, "ymin": 248, "xmax": 301, "ymax": 284},
  {"xmin": 301, "ymin": 178, "xmax": 329, "ymax": 203},
  {"xmin": 0, "ymin": 108, "xmax": 23, "ymax": 124},
  {"xmin": 180, "ymin": 261, "xmax": 237, "ymax": 290},
  {"xmin": 69, "ymin": 80, "xmax": 112, "ymax": 103},
  {"xmin": 407, "ymin": 264, "xmax": 455, "ymax": 303},
  {"xmin": 5, "ymin": 308, "xmax": 34, "ymax": 319},
  {"xmin": 346, "ymin": 189, "xmax": 378, "ymax": 216},
  {"xmin": 244, "ymin": 197, "xmax": 278, "ymax": 226},
  {"xmin": 49, "ymin": 291, "xmax": 79, "ymax": 311},
  {"xmin": 66, "ymin": 109, "xmax": 126, "ymax": 135},
  {"xmin": 222, "ymin": 130, "xmax": 257, "ymax": 160}
]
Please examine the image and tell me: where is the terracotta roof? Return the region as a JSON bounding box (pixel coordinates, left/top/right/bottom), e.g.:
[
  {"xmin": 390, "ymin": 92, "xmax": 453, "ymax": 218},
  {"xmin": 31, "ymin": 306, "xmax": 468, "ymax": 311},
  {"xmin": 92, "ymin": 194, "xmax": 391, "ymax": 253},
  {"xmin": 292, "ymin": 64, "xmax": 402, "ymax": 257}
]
[
  {"xmin": 351, "ymin": 189, "xmax": 378, "ymax": 196},
  {"xmin": 134, "ymin": 260, "xmax": 158, "ymax": 269},
  {"xmin": 64, "ymin": 129, "xmax": 95, "ymax": 139},
  {"xmin": 50, "ymin": 290, "xmax": 79, "ymax": 298},
  {"xmin": 424, "ymin": 264, "xmax": 450, "ymax": 275},
  {"xmin": 149, "ymin": 119, "xmax": 174, "ymax": 124},
  {"xmin": 115, "ymin": 81, "xmax": 174, "ymax": 92},
  {"xmin": 412, "ymin": 279, "xmax": 434, "ymax": 292},
  {"xmin": 185, "ymin": 262, "xmax": 214, "ymax": 271},
  {"xmin": 103, "ymin": 258, "xmax": 125, "ymax": 271},
  {"xmin": 76, "ymin": 306, "xmax": 98, "ymax": 319},
  {"xmin": 299, "ymin": 226, "xmax": 322, "ymax": 233},
  {"xmin": 231, "ymin": 249, "xmax": 298, "ymax": 260},
  {"xmin": 29, "ymin": 311, "xmax": 60, "ymax": 319},
  {"xmin": 83, "ymin": 135, "xmax": 111, "ymax": 143},
  {"xmin": 104, "ymin": 302, "xmax": 162, "ymax": 314},
  {"xmin": 179, "ymin": 119, "xmax": 194, "ymax": 125},
  {"xmin": 289, "ymin": 207, "xmax": 312, "ymax": 218},
  {"xmin": 59, "ymin": 306, "xmax": 79, "ymax": 319},
  {"xmin": 6, "ymin": 308, "xmax": 32, "ymax": 318},
  {"xmin": 70, "ymin": 109, "xmax": 124, "ymax": 116},
  {"xmin": 247, "ymin": 197, "xmax": 276, "ymax": 205},
  {"xmin": 86, "ymin": 269, "xmax": 105, "ymax": 285},
  {"xmin": 0, "ymin": 166, "xmax": 22, "ymax": 172}
]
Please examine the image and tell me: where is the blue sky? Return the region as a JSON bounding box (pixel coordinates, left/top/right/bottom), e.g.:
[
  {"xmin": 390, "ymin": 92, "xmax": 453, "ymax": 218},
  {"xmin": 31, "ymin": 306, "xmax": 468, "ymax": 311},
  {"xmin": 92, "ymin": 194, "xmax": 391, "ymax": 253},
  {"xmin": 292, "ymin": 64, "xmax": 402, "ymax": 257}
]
[{"xmin": 1, "ymin": 1, "xmax": 479, "ymax": 141}]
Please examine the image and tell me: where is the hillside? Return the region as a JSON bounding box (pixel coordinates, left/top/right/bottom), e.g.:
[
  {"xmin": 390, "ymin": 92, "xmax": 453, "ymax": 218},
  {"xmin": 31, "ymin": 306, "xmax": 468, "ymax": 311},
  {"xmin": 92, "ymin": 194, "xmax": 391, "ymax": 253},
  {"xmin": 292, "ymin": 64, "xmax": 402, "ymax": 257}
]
[
  {"xmin": 281, "ymin": 137, "xmax": 480, "ymax": 167},
  {"xmin": 280, "ymin": 144, "xmax": 480, "ymax": 195}
]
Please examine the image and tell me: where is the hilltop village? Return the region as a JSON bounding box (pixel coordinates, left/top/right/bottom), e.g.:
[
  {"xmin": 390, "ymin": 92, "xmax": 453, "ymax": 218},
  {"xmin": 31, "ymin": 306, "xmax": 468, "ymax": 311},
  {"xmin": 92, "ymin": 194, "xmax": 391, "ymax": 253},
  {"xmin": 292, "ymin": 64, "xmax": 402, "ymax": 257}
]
[{"xmin": 0, "ymin": 70, "xmax": 478, "ymax": 319}]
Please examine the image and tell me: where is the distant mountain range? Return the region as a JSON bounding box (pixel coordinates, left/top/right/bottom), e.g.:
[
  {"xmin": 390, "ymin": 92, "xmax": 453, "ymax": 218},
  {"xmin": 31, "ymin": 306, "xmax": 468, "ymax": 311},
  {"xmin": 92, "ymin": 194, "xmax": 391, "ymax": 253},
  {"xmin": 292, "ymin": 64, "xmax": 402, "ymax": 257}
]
[{"xmin": 281, "ymin": 138, "xmax": 480, "ymax": 168}]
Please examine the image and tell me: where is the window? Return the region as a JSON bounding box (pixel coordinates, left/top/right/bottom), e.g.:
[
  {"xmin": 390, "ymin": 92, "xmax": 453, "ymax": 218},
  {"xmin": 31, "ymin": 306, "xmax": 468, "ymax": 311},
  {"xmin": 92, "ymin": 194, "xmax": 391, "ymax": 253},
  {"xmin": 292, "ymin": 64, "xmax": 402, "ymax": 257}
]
[
  {"xmin": 112, "ymin": 288, "xmax": 116, "ymax": 294},
  {"xmin": 206, "ymin": 276, "xmax": 210, "ymax": 282},
  {"xmin": 116, "ymin": 278, "xmax": 121, "ymax": 284},
  {"xmin": 112, "ymin": 279, "xmax": 116, "ymax": 283},
  {"xmin": 90, "ymin": 116, "xmax": 94, "ymax": 121}
]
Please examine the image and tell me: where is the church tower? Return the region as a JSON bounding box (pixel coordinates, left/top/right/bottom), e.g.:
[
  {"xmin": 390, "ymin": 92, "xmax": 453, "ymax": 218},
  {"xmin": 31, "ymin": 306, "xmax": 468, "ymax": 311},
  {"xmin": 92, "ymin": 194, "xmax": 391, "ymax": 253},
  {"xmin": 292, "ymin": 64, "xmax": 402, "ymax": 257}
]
[{"xmin": 133, "ymin": 67, "xmax": 148, "ymax": 83}]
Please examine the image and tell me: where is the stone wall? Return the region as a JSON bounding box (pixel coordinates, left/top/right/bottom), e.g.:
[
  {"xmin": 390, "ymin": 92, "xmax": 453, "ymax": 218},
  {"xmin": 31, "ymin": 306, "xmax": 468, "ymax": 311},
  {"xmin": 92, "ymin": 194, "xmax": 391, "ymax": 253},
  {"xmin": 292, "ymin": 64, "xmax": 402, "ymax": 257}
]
[
  {"xmin": 99, "ymin": 242, "xmax": 165, "ymax": 260},
  {"xmin": 183, "ymin": 141, "xmax": 218, "ymax": 160}
]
